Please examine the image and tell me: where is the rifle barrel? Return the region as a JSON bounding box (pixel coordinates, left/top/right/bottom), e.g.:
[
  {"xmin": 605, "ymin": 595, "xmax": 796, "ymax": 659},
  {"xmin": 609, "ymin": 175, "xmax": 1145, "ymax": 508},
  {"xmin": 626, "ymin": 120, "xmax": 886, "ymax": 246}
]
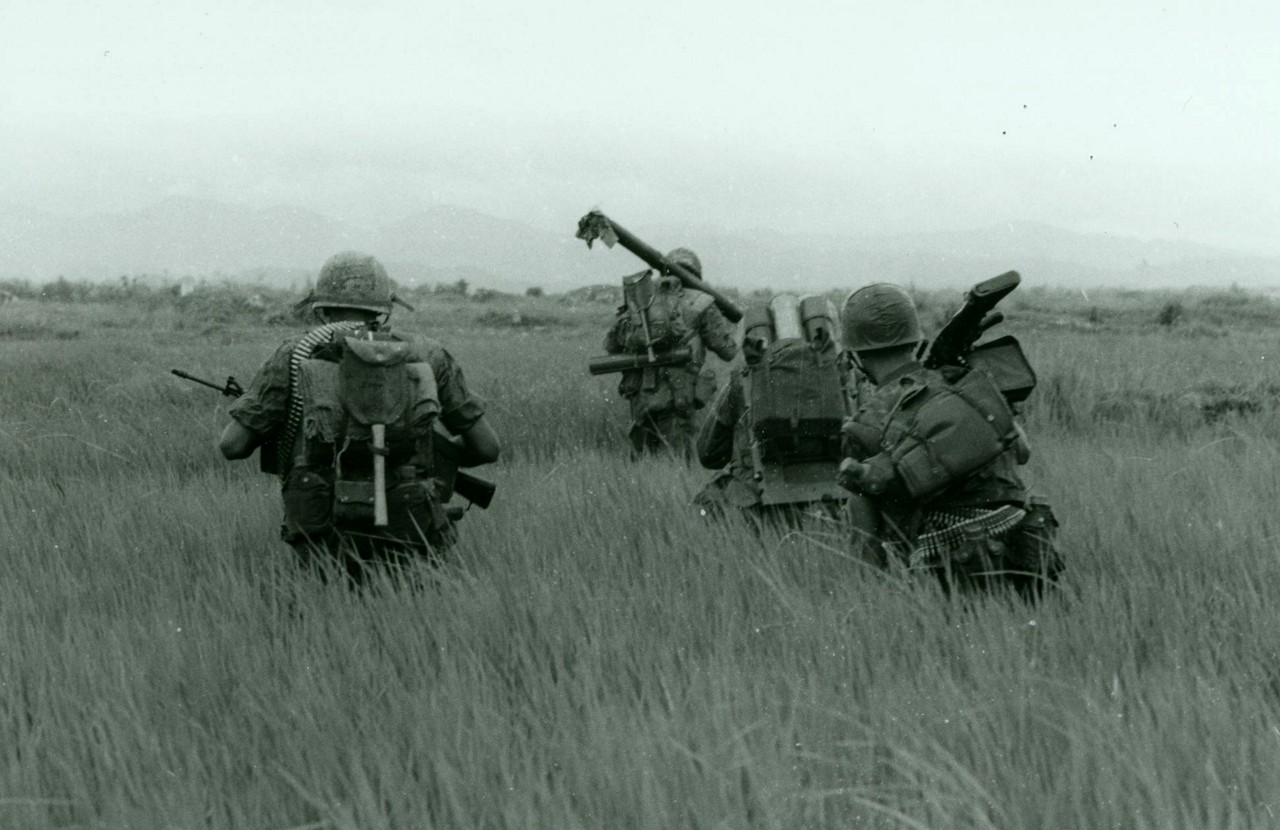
[{"xmin": 171, "ymin": 369, "xmax": 224, "ymax": 392}]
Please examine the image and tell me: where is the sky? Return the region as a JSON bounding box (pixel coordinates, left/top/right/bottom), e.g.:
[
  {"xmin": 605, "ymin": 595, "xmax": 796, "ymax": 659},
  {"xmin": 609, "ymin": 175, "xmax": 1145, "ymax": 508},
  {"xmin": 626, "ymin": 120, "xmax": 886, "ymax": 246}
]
[{"xmin": 1, "ymin": 0, "xmax": 1277, "ymax": 256}]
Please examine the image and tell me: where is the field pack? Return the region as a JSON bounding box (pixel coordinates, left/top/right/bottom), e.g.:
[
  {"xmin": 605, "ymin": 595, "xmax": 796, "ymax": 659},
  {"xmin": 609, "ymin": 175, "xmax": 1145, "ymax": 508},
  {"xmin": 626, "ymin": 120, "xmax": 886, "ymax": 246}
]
[
  {"xmin": 618, "ymin": 270, "xmax": 694, "ymax": 354},
  {"xmin": 743, "ymin": 295, "xmax": 850, "ymax": 506},
  {"xmin": 282, "ymin": 326, "xmax": 446, "ymax": 542}
]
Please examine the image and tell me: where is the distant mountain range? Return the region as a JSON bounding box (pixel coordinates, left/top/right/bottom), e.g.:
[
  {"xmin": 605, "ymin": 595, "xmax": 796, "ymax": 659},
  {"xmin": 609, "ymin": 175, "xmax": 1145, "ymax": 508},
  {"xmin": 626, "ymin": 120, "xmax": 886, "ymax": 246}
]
[{"xmin": 0, "ymin": 197, "xmax": 1275, "ymax": 292}]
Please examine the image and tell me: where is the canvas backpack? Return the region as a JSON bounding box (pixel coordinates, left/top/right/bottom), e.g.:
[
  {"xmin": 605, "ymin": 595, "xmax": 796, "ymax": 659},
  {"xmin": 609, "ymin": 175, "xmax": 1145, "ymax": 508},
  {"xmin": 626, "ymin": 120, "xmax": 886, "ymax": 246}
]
[
  {"xmin": 281, "ymin": 325, "xmax": 444, "ymax": 541},
  {"xmin": 741, "ymin": 295, "xmax": 850, "ymax": 506},
  {"xmin": 619, "ymin": 271, "xmax": 693, "ymax": 354}
]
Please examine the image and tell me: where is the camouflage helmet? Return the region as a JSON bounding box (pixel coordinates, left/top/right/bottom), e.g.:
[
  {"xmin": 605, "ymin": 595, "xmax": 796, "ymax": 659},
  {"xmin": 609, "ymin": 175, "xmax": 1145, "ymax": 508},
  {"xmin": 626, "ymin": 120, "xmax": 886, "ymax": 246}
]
[
  {"xmin": 664, "ymin": 247, "xmax": 703, "ymax": 280},
  {"xmin": 840, "ymin": 283, "xmax": 923, "ymax": 352},
  {"xmin": 311, "ymin": 251, "xmax": 394, "ymax": 314}
]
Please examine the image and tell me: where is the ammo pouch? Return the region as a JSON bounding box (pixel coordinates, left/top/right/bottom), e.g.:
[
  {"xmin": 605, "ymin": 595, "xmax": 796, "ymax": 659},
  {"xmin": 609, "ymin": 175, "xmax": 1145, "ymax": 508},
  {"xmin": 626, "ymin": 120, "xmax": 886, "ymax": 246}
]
[
  {"xmin": 890, "ymin": 369, "xmax": 1018, "ymax": 500},
  {"xmin": 281, "ymin": 465, "xmax": 336, "ymax": 540},
  {"xmin": 384, "ymin": 476, "xmax": 455, "ymax": 548}
]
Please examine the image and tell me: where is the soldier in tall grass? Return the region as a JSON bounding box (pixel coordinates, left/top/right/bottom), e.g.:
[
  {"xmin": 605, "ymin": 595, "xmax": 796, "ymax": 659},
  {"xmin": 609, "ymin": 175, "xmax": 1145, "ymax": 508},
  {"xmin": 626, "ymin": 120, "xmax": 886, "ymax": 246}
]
[
  {"xmin": 835, "ymin": 284, "xmax": 1062, "ymax": 598},
  {"xmin": 603, "ymin": 248, "xmax": 738, "ymax": 458},
  {"xmin": 218, "ymin": 251, "xmax": 500, "ymax": 583},
  {"xmin": 695, "ymin": 294, "xmax": 849, "ymax": 531}
]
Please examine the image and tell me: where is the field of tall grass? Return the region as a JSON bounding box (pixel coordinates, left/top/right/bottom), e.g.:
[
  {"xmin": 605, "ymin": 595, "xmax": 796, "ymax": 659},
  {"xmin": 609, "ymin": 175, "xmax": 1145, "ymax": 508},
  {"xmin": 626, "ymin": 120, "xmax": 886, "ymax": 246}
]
[{"xmin": 2, "ymin": 285, "xmax": 1280, "ymax": 828}]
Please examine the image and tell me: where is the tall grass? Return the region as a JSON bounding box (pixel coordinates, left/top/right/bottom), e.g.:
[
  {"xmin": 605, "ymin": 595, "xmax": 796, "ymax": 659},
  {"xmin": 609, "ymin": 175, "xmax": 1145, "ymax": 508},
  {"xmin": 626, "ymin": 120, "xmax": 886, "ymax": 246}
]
[{"xmin": 2, "ymin": 296, "xmax": 1279, "ymax": 827}]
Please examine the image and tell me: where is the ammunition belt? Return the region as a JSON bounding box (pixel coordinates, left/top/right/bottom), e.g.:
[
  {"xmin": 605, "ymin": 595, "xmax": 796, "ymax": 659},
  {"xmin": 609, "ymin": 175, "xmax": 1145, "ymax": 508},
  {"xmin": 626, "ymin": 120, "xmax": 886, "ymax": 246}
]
[
  {"xmin": 908, "ymin": 504, "xmax": 1027, "ymax": 567},
  {"xmin": 279, "ymin": 322, "xmax": 362, "ymax": 465}
]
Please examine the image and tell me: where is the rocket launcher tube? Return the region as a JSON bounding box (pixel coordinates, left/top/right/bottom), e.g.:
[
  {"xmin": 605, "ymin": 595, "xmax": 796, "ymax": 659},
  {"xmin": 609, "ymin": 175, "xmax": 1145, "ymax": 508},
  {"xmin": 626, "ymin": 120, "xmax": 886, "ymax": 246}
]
[
  {"xmin": 576, "ymin": 210, "xmax": 745, "ymax": 323},
  {"xmin": 588, "ymin": 347, "xmax": 694, "ymax": 376},
  {"xmin": 769, "ymin": 294, "xmax": 804, "ymax": 341}
]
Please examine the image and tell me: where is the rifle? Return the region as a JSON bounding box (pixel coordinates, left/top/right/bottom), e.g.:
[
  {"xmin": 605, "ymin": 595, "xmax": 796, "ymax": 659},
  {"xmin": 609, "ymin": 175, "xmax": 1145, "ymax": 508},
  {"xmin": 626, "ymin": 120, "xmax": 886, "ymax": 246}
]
[
  {"xmin": 923, "ymin": 270, "xmax": 1020, "ymax": 370},
  {"xmin": 575, "ymin": 210, "xmax": 745, "ymax": 323},
  {"xmin": 171, "ymin": 367, "xmax": 496, "ymax": 509},
  {"xmin": 170, "ymin": 369, "xmax": 243, "ymax": 398}
]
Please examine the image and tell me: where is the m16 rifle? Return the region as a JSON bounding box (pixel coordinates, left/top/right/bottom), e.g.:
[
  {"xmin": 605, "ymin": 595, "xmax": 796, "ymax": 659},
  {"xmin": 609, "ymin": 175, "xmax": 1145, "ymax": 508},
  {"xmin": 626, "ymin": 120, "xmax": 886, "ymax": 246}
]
[
  {"xmin": 170, "ymin": 369, "xmax": 243, "ymax": 398},
  {"xmin": 171, "ymin": 368, "xmax": 495, "ymax": 509},
  {"xmin": 575, "ymin": 209, "xmax": 744, "ymax": 323},
  {"xmin": 923, "ymin": 270, "xmax": 1037, "ymax": 404}
]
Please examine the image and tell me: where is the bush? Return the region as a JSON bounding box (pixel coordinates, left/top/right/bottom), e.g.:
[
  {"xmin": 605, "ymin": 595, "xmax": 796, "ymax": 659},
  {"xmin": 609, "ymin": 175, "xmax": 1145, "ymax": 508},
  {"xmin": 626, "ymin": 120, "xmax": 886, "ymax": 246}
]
[{"xmin": 1155, "ymin": 301, "xmax": 1184, "ymax": 327}]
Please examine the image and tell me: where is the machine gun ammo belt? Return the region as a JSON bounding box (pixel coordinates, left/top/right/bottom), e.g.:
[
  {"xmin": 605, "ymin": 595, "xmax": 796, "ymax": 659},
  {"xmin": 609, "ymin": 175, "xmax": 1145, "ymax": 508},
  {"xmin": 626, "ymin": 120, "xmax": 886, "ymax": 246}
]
[{"xmin": 280, "ymin": 322, "xmax": 362, "ymax": 466}]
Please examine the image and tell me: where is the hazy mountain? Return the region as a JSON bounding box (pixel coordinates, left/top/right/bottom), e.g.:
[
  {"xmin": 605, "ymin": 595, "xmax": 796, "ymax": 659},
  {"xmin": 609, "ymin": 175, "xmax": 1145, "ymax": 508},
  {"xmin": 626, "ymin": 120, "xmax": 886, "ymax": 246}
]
[
  {"xmin": 0, "ymin": 197, "xmax": 362, "ymax": 280},
  {"xmin": 0, "ymin": 199, "xmax": 1275, "ymax": 292}
]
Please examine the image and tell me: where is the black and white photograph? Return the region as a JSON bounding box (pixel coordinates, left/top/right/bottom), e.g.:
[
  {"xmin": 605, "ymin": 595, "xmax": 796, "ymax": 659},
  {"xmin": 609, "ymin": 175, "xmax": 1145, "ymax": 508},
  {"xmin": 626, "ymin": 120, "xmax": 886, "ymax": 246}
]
[{"xmin": 2, "ymin": 0, "xmax": 1278, "ymax": 826}]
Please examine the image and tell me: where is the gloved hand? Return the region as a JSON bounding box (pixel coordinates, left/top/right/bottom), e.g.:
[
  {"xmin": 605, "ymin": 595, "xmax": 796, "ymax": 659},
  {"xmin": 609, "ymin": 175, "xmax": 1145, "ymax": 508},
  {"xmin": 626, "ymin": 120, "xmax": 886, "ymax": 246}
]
[{"xmin": 836, "ymin": 454, "xmax": 897, "ymax": 496}]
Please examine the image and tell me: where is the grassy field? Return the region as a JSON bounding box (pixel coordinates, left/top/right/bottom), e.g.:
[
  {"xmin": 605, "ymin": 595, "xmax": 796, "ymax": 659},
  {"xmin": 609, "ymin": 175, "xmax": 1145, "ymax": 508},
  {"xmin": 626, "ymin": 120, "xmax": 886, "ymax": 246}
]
[{"xmin": 2, "ymin": 284, "xmax": 1280, "ymax": 828}]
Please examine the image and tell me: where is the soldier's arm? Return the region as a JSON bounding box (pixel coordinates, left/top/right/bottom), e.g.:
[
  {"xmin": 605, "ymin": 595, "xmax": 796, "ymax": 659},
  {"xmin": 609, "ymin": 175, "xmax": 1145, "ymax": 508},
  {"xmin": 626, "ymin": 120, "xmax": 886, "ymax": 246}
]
[
  {"xmin": 219, "ymin": 420, "xmax": 261, "ymax": 460},
  {"xmin": 695, "ymin": 373, "xmax": 742, "ymax": 469},
  {"xmin": 432, "ymin": 345, "xmax": 501, "ymax": 466},
  {"xmin": 603, "ymin": 307, "xmax": 631, "ymax": 354},
  {"xmin": 697, "ymin": 306, "xmax": 739, "ymax": 362},
  {"xmin": 219, "ymin": 341, "xmax": 292, "ymax": 461},
  {"xmin": 455, "ymin": 417, "xmax": 501, "ymax": 466}
]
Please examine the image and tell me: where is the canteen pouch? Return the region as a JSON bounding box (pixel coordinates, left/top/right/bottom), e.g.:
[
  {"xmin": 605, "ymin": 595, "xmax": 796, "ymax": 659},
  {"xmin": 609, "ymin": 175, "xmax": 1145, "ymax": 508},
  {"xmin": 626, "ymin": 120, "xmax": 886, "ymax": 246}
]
[
  {"xmin": 281, "ymin": 465, "xmax": 335, "ymax": 539},
  {"xmin": 385, "ymin": 475, "xmax": 457, "ymax": 550}
]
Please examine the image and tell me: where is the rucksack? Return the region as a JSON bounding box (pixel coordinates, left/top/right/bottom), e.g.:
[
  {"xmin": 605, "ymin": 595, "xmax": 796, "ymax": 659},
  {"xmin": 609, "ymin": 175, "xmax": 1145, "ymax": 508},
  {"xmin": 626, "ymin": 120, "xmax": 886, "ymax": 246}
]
[
  {"xmin": 282, "ymin": 325, "xmax": 444, "ymax": 542},
  {"xmin": 743, "ymin": 295, "xmax": 850, "ymax": 505},
  {"xmin": 618, "ymin": 271, "xmax": 692, "ymax": 354}
]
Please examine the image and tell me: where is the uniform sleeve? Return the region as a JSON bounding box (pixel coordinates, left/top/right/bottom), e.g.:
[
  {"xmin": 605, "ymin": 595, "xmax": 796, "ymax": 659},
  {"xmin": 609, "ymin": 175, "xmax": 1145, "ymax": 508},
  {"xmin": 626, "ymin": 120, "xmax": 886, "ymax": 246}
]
[
  {"xmin": 603, "ymin": 307, "xmax": 631, "ymax": 354},
  {"xmin": 227, "ymin": 340, "xmax": 294, "ymax": 436},
  {"xmin": 697, "ymin": 305, "xmax": 739, "ymax": 362},
  {"xmin": 696, "ymin": 372, "xmax": 744, "ymax": 469},
  {"xmin": 430, "ymin": 347, "xmax": 487, "ymax": 434}
]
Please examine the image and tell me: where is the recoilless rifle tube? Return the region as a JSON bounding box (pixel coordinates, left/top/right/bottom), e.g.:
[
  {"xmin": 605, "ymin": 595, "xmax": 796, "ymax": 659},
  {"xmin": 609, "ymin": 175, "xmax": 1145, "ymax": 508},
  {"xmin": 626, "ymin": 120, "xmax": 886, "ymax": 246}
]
[
  {"xmin": 575, "ymin": 210, "xmax": 744, "ymax": 323},
  {"xmin": 587, "ymin": 347, "xmax": 694, "ymax": 376}
]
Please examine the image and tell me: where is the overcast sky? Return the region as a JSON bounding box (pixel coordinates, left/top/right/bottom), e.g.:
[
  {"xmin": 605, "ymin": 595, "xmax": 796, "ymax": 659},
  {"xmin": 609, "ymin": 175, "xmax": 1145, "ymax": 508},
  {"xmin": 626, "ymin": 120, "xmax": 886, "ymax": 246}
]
[{"xmin": 1, "ymin": 0, "xmax": 1276, "ymax": 255}]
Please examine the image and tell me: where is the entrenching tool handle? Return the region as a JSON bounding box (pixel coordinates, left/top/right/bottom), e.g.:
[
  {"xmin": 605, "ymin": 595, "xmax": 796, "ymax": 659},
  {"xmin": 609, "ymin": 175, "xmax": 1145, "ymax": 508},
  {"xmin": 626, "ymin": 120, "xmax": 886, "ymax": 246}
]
[
  {"xmin": 372, "ymin": 424, "xmax": 388, "ymax": 526},
  {"xmin": 576, "ymin": 210, "xmax": 744, "ymax": 323}
]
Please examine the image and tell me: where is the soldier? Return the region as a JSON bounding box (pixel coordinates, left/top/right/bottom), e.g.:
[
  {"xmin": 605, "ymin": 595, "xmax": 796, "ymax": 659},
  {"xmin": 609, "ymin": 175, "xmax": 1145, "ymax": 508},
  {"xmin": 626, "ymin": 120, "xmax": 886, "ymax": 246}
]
[
  {"xmin": 695, "ymin": 294, "xmax": 848, "ymax": 529},
  {"xmin": 218, "ymin": 251, "xmax": 500, "ymax": 583},
  {"xmin": 835, "ymin": 284, "xmax": 1062, "ymax": 598},
  {"xmin": 602, "ymin": 247, "xmax": 737, "ymax": 458}
]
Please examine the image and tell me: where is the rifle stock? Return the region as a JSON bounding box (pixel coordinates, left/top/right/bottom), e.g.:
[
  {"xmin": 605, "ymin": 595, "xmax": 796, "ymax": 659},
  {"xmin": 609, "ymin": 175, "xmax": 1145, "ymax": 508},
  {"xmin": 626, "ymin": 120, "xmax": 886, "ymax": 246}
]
[
  {"xmin": 453, "ymin": 470, "xmax": 496, "ymax": 510},
  {"xmin": 588, "ymin": 347, "xmax": 694, "ymax": 376},
  {"xmin": 430, "ymin": 426, "xmax": 497, "ymax": 510},
  {"xmin": 576, "ymin": 210, "xmax": 744, "ymax": 323}
]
